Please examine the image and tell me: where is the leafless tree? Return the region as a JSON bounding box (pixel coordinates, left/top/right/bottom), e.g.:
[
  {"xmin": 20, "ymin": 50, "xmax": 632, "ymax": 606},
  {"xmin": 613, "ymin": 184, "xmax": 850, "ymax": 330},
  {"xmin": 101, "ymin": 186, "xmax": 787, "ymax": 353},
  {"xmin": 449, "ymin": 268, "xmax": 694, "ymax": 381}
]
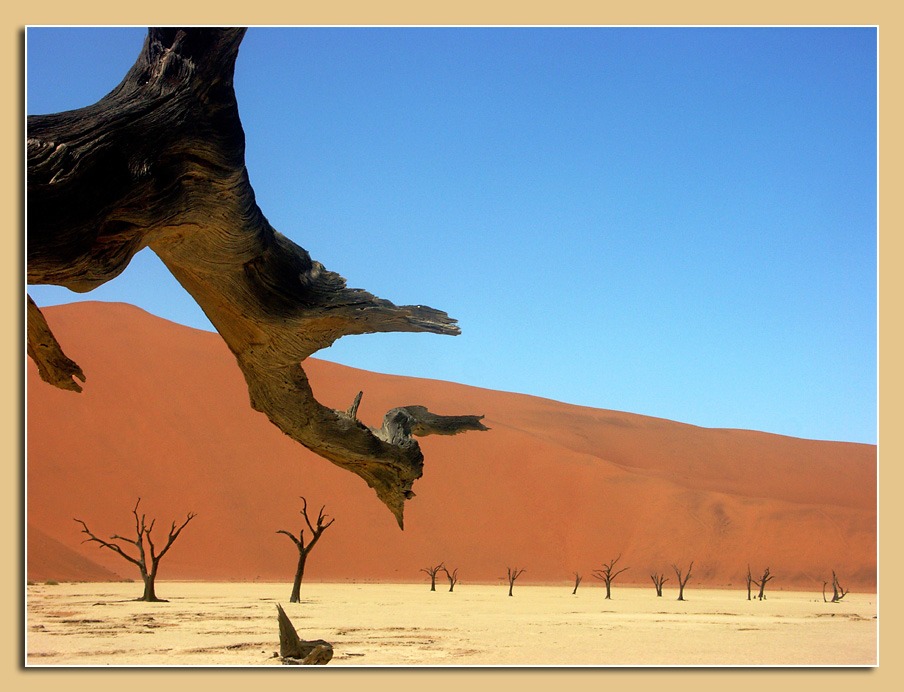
[
  {"xmin": 74, "ymin": 498, "xmax": 195, "ymax": 602},
  {"xmin": 672, "ymin": 561, "xmax": 694, "ymax": 601},
  {"xmin": 823, "ymin": 570, "xmax": 849, "ymax": 603},
  {"xmin": 592, "ymin": 555, "xmax": 630, "ymax": 599},
  {"xmin": 441, "ymin": 565, "xmax": 460, "ymax": 592},
  {"xmin": 572, "ymin": 572, "xmax": 582, "ymax": 595},
  {"xmin": 420, "ymin": 563, "xmax": 445, "ymax": 591},
  {"xmin": 746, "ymin": 564, "xmax": 754, "ymax": 600},
  {"xmin": 650, "ymin": 572, "xmax": 668, "ymax": 597},
  {"xmin": 506, "ymin": 567, "xmax": 526, "ymax": 596},
  {"xmin": 276, "ymin": 497, "xmax": 335, "ymax": 603},
  {"xmin": 754, "ymin": 567, "xmax": 774, "ymax": 601}
]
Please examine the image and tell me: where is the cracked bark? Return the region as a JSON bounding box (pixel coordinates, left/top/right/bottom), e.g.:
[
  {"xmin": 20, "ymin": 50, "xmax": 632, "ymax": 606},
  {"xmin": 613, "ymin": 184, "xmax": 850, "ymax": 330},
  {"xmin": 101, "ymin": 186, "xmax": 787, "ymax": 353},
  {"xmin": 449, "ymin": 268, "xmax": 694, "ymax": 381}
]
[{"xmin": 26, "ymin": 27, "xmax": 487, "ymax": 528}]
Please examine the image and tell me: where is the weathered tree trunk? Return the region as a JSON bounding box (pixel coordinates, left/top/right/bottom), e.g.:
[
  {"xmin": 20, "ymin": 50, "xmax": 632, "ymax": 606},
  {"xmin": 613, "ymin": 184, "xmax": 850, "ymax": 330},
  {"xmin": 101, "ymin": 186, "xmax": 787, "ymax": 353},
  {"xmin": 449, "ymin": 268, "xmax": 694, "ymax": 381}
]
[
  {"xmin": 650, "ymin": 572, "xmax": 667, "ymax": 597},
  {"xmin": 276, "ymin": 604, "xmax": 332, "ymax": 665},
  {"xmin": 592, "ymin": 556, "xmax": 628, "ymax": 600},
  {"xmin": 277, "ymin": 498, "xmax": 334, "ymax": 603},
  {"xmin": 673, "ymin": 562, "xmax": 693, "ymax": 601},
  {"xmin": 756, "ymin": 567, "xmax": 773, "ymax": 600},
  {"xmin": 506, "ymin": 567, "xmax": 525, "ymax": 596},
  {"xmin": 140, "ymin": 569, "xmax": 159, "ymax": 602},
  {"xmin": 572, "ymin": 572, "xmax": 582, "ymax": 595},
  {"xmin": 420, "ymin": 563, "xmax": 443, "ymax": 591},
  {"xmin": 75, "ymin": 498, "xmax": 194, "ymax": 603},
  {"xmin": 289, "ymin": 556, "xmax": 306, "ymax": 604},
  {"xmin": 830, "ymin": 571, "xmax": 848, "ymax": 602},
  {"xmin": 27, "ymin": 27, "xmax": 487, "ymax": 529},
  {"xmin": 442, "ymin": 565, "xmax": 459, "ymax": 592}
]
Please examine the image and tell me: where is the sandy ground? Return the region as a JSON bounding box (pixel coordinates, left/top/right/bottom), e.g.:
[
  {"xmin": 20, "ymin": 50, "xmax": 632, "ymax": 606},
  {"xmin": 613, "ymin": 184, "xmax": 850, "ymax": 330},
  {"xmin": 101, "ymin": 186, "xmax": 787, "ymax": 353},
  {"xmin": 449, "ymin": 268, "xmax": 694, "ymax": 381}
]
[{"xmin": 25, "ymin": 581, "xmax": 876, "ymax": 667}]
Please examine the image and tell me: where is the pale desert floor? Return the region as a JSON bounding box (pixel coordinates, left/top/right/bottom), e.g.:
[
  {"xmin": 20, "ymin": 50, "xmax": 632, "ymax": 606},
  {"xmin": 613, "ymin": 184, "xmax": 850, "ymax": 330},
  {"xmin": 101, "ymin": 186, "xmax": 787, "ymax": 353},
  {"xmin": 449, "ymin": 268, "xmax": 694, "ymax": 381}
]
[{"xmin": 25, "ymin": 581, "xmax": 877, "ymax": 667}]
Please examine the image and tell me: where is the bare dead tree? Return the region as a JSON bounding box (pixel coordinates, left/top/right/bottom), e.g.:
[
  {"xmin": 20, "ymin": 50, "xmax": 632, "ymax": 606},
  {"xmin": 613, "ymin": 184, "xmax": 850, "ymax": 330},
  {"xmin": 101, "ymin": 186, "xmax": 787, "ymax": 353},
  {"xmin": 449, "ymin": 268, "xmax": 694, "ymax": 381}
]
[
  {"xmin": 420, "ymin": 563, "xmax": 445, "ymax": 591},
  {"xmin": 672, "ymin": 561, "xmax": 694, "ymax": 601},
  {"xmin": 74, "ymin": 498, "xmax": 195, "ymax": 602},
  {"xmin": 746, "ymin": 564, "xmax": 754, "ymax": 600},
  {"xmin": 650, "ymin": 572, "xmax": 668, "ymax": 597},
  {"xmin": 754, "ymin": 567, "xmax": 774, "ymax": 601},
  {"xmin": 506, "ymin": 567, "xmax": 526, "ymax": 597},
  {"xmin": 591, "ymin": 555, "xmax": 630, "ymax": 600},
  {"xmin": 572, "ymin": 572, "xmax": 582, "ymax": 595},
  {"xmin": 26, "ymin": 27, "xmax": 488, "ymax": 529},
  {"xmin": 276, "ymin": 604, "xmax": 332, "ymax": 665},
  {"xmin": 827, "ymin": 570, "xmax": 849, "ymax": 603},
  {"xmin": 276, "ymin": 497, "xmax": 335, "ymax": 603},
  {"xmin": 441, "ymin": 565, "xmax": 459, "ymax": 592}
]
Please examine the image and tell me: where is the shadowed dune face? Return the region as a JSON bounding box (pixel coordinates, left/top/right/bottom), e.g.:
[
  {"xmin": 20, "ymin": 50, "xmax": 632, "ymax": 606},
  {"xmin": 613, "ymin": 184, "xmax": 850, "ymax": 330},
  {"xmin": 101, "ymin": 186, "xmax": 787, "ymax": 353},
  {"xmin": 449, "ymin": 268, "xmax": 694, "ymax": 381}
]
[{"xmin": 26, "ymin": 302, "xmax": 876, "ymax": 590}]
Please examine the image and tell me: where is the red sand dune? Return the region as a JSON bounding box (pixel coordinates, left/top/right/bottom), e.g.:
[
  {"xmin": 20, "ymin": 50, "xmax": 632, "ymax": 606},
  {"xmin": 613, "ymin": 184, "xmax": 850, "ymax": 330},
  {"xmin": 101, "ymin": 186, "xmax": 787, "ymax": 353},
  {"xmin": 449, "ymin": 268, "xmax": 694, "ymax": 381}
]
[{"xmin": 26, "ymin": 302, "xmax": 876, "ymax": 591}]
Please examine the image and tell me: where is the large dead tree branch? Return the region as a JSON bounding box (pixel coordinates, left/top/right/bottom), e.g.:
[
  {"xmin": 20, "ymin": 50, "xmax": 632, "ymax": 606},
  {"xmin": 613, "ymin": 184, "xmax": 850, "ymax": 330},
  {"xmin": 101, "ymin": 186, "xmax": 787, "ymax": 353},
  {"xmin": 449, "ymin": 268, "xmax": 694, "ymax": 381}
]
[{"xmin": 26, "ymin": 27, "xmax": 487, "ymax": 528}]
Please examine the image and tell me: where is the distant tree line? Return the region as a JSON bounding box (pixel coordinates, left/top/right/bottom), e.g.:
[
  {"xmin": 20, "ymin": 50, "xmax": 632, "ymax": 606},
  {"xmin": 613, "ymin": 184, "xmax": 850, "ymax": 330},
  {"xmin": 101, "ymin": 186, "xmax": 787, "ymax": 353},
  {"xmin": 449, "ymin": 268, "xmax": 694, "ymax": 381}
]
[{"xmin": 70, "ymin": 496, "xmax": 856, "ymax": 608}]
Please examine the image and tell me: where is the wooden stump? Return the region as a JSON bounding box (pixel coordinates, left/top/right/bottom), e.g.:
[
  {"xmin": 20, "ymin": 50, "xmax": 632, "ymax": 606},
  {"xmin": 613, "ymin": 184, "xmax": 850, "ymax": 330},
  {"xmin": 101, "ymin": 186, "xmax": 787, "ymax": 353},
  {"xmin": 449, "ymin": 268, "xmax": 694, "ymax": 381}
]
[{"xmin": 276, "ymin": 603, "xmax": 333, "ymax": 665}]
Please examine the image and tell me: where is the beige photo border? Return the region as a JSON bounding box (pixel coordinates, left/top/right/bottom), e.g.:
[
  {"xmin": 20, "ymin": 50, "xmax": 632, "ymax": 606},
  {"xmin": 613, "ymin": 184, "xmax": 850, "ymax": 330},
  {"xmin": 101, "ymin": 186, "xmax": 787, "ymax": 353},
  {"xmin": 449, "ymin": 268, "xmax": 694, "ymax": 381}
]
[{"xmin": 5, "ymin": 1, "xmax": 898, "ymax": 690}]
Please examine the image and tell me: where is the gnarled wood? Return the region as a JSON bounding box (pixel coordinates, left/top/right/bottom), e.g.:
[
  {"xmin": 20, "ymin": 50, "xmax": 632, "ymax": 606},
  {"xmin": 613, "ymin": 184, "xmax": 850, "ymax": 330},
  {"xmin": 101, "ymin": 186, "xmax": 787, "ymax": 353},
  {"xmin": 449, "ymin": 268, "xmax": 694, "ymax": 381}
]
[
  {"xmin": 276, "ymin": 604, "xmax": 333, "ymax": 665},
  {"xmin": 27, "ymin": 295, "xmax": 85, "ymax": 392},
  {"xmin": 26, "ymin": 27, "xmax": 487, "ymax": 527}
]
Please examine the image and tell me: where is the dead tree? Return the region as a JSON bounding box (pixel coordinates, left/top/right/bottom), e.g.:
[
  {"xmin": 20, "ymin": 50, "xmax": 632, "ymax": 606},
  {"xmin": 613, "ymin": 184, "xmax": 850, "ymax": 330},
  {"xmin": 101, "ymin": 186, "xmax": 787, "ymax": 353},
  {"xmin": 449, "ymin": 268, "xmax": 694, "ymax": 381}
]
[
  {"xmin": 26, "ymin": 27, "xmax": 488, "ymax": 529},
  {"xmin": 441, "ymin": 565, "xmax": 460, "ymax": 592},
  {"xmin": 420, "ymin": 563, "xmax": 444, "ymax": 591},
  {"xmin": 572, "ymin": 572, "xmax": 582, "ymax": 595},
  {"xmin": 672, "ymin": 561, "xmax": 693, "ymax": 601},
  {"xmin": 506, "ymin": 567, "xmax": 526, "ymax": 596},
  {"xmin": 754, "ymin": 567, "xmax": 774, "ymax": 601},
  {"xmin": 276, "ymin": 604, "xmax": 332, "ymax": 665},
  {"xmin": 824, "ymin": 570, "xmax": 849, "ymax": 603},
  {"xmin": 74, "ymin": 498, "xmax": 195, "ymax": 602},
  {"xmin": 650, "ymin": 572, "xmax": 668, "ymax": 597},
  {"xmin": 746, "ymin": 565, "xmax": 754, "ymax": 600},
  {"xmin": 276, "ymin": 497, "xmax": 335, "ymax": 603},
  {"xmin": 591, "ymin": 555, "xmax": 629, "ymax": 600}
]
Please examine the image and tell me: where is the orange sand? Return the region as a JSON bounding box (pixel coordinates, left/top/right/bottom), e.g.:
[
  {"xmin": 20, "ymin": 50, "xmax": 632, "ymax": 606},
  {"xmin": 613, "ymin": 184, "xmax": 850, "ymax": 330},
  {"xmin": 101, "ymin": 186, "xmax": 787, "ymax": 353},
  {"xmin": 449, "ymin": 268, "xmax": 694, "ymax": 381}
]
[{"xmin": 26, "ymin": 302, "xmax": 876, "ymax": 591}]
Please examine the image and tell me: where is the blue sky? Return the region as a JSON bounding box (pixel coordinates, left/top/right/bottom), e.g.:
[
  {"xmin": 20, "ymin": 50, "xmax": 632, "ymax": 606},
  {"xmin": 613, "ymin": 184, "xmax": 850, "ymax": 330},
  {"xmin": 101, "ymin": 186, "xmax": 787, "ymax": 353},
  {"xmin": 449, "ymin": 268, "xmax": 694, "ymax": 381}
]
[{"xmin": 26, "ymin": 26, "xmax": 877, "ymax": 444}]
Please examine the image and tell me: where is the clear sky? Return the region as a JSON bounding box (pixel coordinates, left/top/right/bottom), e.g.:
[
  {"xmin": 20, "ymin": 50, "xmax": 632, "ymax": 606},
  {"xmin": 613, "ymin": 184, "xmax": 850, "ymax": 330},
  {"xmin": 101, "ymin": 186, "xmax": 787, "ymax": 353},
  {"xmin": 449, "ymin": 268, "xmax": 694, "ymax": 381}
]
[{"xmin": 25, "ymin": 26, "xmax": 877, "ymax": 444}]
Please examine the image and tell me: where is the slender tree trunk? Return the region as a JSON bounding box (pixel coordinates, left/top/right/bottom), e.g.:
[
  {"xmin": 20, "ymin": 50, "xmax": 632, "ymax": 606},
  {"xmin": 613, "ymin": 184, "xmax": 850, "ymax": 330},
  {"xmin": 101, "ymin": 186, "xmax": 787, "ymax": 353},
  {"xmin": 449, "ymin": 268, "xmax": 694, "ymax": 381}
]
[
  {"xmin": 290, "ymin": 554, "xmax": 307, "ymax": 603},
  {"xmin": 650, "ymin": 573, "xmax": 667, "ymax": 596}
]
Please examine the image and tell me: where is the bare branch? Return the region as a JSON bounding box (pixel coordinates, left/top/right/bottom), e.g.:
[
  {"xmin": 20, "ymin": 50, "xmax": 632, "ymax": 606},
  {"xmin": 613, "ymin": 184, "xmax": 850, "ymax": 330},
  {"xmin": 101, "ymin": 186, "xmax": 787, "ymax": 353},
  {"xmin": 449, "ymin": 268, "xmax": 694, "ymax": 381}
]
[
  {"xmin": 73, "ymin": 499, "xmax": 194, "ymax": 601},
  {"xmin": 26, "ymin": 27, "xmax": 489, "ymax": 527},
  {"xmin": 74, "ymin": 518, "xmax": 143, "ymax": 568},
  {"xmin": 155, "ymin": 512, "xmax": 196, "ymax": 562},
  {"xmin": 276, "ymin": 529, "xmax": 302, "ymax": 547},
  {"xmin": 347, "ymin": 391, "xmax": 363, "ymax": 420}
]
